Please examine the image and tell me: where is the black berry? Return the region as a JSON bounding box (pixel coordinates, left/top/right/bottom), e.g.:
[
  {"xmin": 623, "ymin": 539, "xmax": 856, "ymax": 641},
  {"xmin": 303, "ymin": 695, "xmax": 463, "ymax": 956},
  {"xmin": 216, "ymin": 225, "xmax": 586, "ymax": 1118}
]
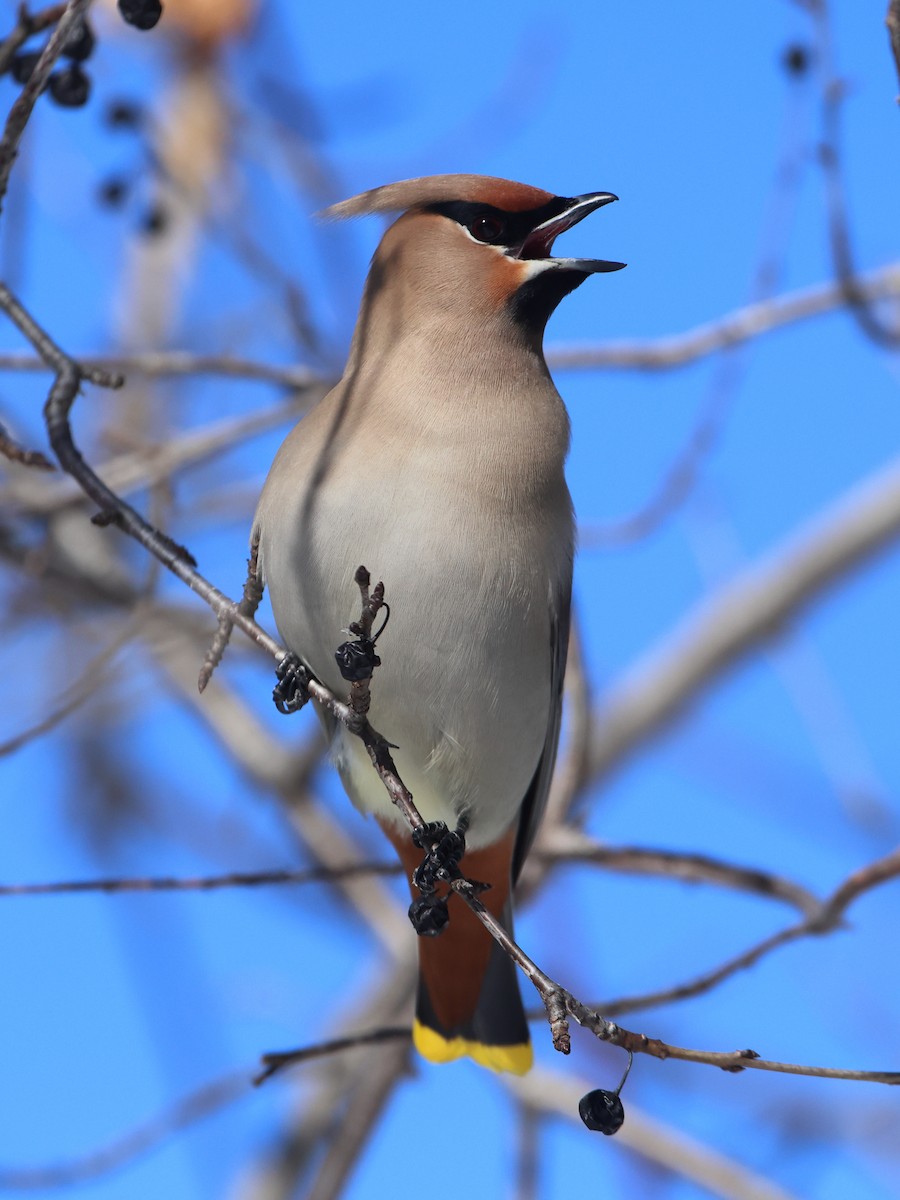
[
  {"xmin": 783, "ymin": 44, "xmax": 810, "ymax": 76},
  {"xmin": 117, "ymin": 0, "xmax": 163, "ymax": 30},
  {"xmin": 334, "ymin": 638, "xmax": 380, "ymax": 682},
  {"xmin": 141, "ymin": 203, "xmax": 168, "ymax": 236},
  {"xmin": 11, "ymin": 52, "xmax": 42, "ymax": 85},
  {"xmin": 106, "ymin": 100, "xmax": 143, "ymax": 129},
  {"xmin": 99, "ymin": 177, "xmax": 129, "ymax": 207},
  {"xmin": 62, "ymin": 18, "xmax": 95, "ymax": 62},
  {"xmin": 408, "ymin": 895, "xmax": 450, "ymax": 936},
  {"xmin": 578, "ymin": 1089, "xmax": 625, "ymax": 1136},
  {"xmin": 48, "ymin": 65, "xmax": 91, "ymax": 108}
]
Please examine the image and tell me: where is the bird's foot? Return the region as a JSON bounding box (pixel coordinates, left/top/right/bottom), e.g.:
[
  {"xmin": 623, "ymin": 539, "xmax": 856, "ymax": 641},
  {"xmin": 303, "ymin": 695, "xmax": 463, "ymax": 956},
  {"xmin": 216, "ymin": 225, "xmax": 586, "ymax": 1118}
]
[{"xmin": 272, "ymin": 653, "xmax": 311, "ymax": 714}]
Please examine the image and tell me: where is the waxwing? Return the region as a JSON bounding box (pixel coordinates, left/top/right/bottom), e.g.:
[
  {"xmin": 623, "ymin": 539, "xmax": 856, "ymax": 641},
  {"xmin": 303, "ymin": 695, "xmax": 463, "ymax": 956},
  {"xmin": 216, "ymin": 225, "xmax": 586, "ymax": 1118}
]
[{"xmin": 254, "ymin": 174, "xmax": 623, "ymax": 1074}]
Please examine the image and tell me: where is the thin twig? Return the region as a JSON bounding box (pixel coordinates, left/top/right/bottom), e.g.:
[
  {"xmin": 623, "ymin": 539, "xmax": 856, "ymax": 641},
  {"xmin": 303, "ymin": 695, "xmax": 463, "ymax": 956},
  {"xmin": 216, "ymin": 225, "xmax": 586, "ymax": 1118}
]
[
  {"xmin": 815, "ymin": 6, "xmax": 900, "ymax": 345},
  {"xmin": 530, "ymin": 827, "xmax": 821, "ymax": 918},
  {"xmin": 0, "ymin": 349, "xmax": 325, "ymax": 388},
  {"xmin": 0, "ymin": 1029, "xmax": 410, "ymax": 1190},
  {"xmin": 0, "ymin": 614, "xmax": 140, "ymax": 758},
  {"xmin": 0, "ymin": 416, "xmax": 53, "ymax": 469},
  {"xmin": 4, "ymin": 394, "xmax": 320, "ymax": 517},
  {"xmin": 198, "ymin": 531, "xmax": 265, "ymax": 691},
  {"xmin": 0, "ymin": 861, "xmax": 400, "ymax": 897},
  {"xmin": 0, "ymin": 1072, "xmax": 251, "ymax": 1190},
  {"xmin": 888, "ymin": 0, "xmax": 900, "ymax": 100},
  {"xmin": 254, "ymin": 1026, "xmax": 409, "ymax": 1085},
  {"xmin": 0, "ymin": 3, "xmax": 68, "ymax": 79},
  {"xmin": 575, "ymin": 846, "xmax": 900, "ymax": 1019}
]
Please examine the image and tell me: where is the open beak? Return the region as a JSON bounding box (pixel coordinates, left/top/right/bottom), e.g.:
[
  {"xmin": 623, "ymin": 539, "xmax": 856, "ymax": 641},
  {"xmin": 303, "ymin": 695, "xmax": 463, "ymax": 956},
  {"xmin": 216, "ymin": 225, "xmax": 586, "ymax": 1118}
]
[{"xmin": 518, "ymin": 192, "xmax": 625, "ymax": 273}]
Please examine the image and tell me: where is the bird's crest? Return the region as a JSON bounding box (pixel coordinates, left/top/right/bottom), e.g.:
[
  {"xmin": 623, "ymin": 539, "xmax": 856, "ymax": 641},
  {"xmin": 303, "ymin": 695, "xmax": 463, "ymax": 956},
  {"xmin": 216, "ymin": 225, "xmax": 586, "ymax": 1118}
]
[{"xmin": 322, "ymin": 174, "xmax": 555, "ymax": 220}]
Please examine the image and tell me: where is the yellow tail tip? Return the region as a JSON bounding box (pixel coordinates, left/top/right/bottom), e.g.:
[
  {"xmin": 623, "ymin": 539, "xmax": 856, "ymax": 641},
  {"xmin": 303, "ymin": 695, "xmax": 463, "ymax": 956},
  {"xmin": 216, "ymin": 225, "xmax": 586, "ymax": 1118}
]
[{"xmin": 413, "ymin": 1020, "xmax": 533, "ymax": 1075}]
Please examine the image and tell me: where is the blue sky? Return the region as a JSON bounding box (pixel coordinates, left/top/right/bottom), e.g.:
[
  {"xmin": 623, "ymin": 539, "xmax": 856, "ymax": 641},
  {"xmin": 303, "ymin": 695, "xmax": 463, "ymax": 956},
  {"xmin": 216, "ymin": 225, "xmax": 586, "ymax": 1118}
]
[{"xmin": 1, "ymin": 2, "xmax": 899, "ymax": 1198}]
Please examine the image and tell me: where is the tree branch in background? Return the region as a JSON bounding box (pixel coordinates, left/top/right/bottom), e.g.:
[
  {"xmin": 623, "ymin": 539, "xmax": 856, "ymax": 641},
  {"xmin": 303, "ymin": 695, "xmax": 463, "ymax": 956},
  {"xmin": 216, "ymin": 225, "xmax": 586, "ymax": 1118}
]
[
  {"xmin": 814, "ymin": 3, "xmax": 900, "ymax": 346},
  {"xmin": 1, "ymin": 263, "xmax": 897, "ymax": 388},
  {"xmin": 0, "ymin": 414, "xmax": 53, "ymax": 468},
  {"xmin": 3, "ymin": 395, "xmax": 320, "ymax": 516},
  {"xmin": 0, "ymin": 1029, "xmax": 409, "ymax": 1192},
  {"xmin": 545, "ymin": 263, "xmax": 900, "ymax": 370},
  {"xmin": 509, "ymin": 1068, "xmax": 803, "ymax": 1200},
  {"xmin": 0, "ymin": 613, "xmax": 140, "ymax": 757},
  {"xmin": 579, "ymin": 846, "xmax": 900, "ymax": 1018},
  {"xmin": 0, "ymin": 1071, "xmax": 252, "ymax": 1191},
  {"xmin": 198, "ymin": 530, "xmax": 265, "ymax": 691},
  {"xmin": 0, "ymin": 349, "xmax": 325, "ymax": 387},
  {"xmin": 589, "ymin": 456, "xmax": 900, "ymax": 783},
  {"xmin": 0, "ymin": 861, "xmax": 399, "ymax": 897},
  {"xmin": 254, "ymin": 1027, "xmax": 409, "ymax": 1085},
  {"xmin": 0, "ymin": 3, "xmax": 67, "ymax": 79},
  {"xmin": 530, "ymin": 828, "xmax": 821, "ymax": 917},
  {"xmin": 888, "ymin": 0, "xmax": 900, "ymax": 98}
]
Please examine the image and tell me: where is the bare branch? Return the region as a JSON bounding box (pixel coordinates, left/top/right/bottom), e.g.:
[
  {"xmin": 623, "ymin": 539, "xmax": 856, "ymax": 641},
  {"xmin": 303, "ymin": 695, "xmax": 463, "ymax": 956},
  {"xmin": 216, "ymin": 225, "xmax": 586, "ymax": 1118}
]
[
  {"xmin": 589, "ymin": 456, "xmax": 900, "ymax": 783},
  {"xmin": 813, "ymin": 11, "xmax": 900, "ymax": 346},
  {"xmin": 0, "ymin": 417, "xmax": 53, "ymax": 469},
  {"xmin": 4, "ymin": 395, "xmax": 320, "ymax": 518},
  {"xmin": 0, "ymin": 1029, "xmax": 410, "ymax": 1191},
  {"xmin": 254, "ymin": 1027, "xmax": 409, "ymax": 1085},
  {"xmin": 0, "ymin": 614, "xmax": 139, "ymax": 758},
  {"xmin": 149, "ymin": 626, "xmax": 412, "ymax": 960},
  {"xmin": 0, "ymin": 861, "xmax": 399, "ymax": 898},
  {"xmin": 0, "ymin": 349, "xmax": 327, "ymax": 388},
  {"xmin": 888, "ymin": 0, "xmax": 900, "ymax": 99},
  {"xmin": 529, "ymin": 827, "xmax": 821, "ymax": 918},
  {"xmin": 514, "ymin": 1101, "xmax": 542, "ymax": 1200},
  {"xmin": 198, "ymin": 531, "xmax": 265, "ymax": 691},
  {"xmin": 0, "ymin": 1071, "xmax": 250, "ymax": 1190},
  {"xmin": 236, "ymin": 957, "xmax": 418, "ymax": 1200},
  {"xmin": 545, "ymin": 263, "xmax": 900, "ymax": 370},
  {"xmin": 0, "ymin": 3, "xmax": 67, "ymax": 78},
  {"xmin": 581, "ymin": 846, "xmax": 900, "ymax": 1019}
]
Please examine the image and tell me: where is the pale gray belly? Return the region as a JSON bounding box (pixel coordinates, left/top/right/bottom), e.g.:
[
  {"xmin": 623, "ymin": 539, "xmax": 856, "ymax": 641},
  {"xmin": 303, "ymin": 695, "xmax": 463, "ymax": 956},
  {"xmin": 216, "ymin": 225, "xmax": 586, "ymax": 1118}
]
[{"xmin": 258, "ymin": 462, "xmax": 571, "ymax": 847}]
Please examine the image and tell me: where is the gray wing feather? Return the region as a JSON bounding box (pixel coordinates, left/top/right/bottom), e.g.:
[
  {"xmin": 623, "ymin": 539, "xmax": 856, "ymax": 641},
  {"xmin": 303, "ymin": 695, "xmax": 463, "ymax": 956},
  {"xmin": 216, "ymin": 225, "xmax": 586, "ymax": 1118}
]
[{"xmin": 511, "ymin": 579, "xmax": 571, "ymax": 882}]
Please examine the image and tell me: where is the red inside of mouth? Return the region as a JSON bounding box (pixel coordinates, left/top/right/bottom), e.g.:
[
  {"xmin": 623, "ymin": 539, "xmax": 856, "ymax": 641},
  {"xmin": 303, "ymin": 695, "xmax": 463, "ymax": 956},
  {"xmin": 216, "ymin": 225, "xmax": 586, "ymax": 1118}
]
[{"xmin": 518, "ymin": 223, "xmax": 563, "ymax": 260}]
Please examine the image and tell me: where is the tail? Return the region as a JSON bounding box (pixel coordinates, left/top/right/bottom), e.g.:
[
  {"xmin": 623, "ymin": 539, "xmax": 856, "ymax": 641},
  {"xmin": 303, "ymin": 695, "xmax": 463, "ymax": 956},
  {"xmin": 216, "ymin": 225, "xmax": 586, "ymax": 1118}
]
[
  {"xmin": 381, "ymin": 820, "xmax": 532, "ymax": 1075},
  {"xmin": 413, "ymin": 895, "xmax": 532, "ymax": 1074}
]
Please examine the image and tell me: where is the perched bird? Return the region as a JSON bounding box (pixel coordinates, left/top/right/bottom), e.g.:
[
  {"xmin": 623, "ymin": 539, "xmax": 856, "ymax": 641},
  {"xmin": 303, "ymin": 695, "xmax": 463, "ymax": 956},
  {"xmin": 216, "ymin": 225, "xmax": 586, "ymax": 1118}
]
[{"xmin": 254, "ymin": 174, "xmax": 623, "ymax": 1074}]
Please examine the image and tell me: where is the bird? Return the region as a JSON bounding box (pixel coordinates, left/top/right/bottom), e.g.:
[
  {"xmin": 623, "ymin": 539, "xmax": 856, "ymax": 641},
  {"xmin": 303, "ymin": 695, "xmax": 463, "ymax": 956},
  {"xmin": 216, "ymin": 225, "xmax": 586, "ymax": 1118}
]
[{"xmin": 253, "ymin": 174, "xmax": 623, "ymax": 1074}]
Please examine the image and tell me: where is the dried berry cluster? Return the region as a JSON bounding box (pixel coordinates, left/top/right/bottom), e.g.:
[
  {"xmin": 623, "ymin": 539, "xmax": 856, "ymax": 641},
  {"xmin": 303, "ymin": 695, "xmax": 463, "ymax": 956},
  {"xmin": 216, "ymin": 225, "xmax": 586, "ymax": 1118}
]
[
  {"xmin": 4, "ymin": 2, "xmax": 163, "ymax": 110},
  {"xmin": 96, "ymin": 97, "xmax": 169, "ymax": 237},
  {"xmin": 10, "ymin": 17, "xmax": 94, "ymax": 108}
]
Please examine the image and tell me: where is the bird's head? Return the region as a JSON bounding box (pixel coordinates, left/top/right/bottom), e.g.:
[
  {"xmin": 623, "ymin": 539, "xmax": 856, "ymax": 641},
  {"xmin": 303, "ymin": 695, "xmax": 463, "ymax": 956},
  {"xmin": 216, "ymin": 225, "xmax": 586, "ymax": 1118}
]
[{"xmin": 324, "ymin": 174, "xmax": 624, "ymax": 341}]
